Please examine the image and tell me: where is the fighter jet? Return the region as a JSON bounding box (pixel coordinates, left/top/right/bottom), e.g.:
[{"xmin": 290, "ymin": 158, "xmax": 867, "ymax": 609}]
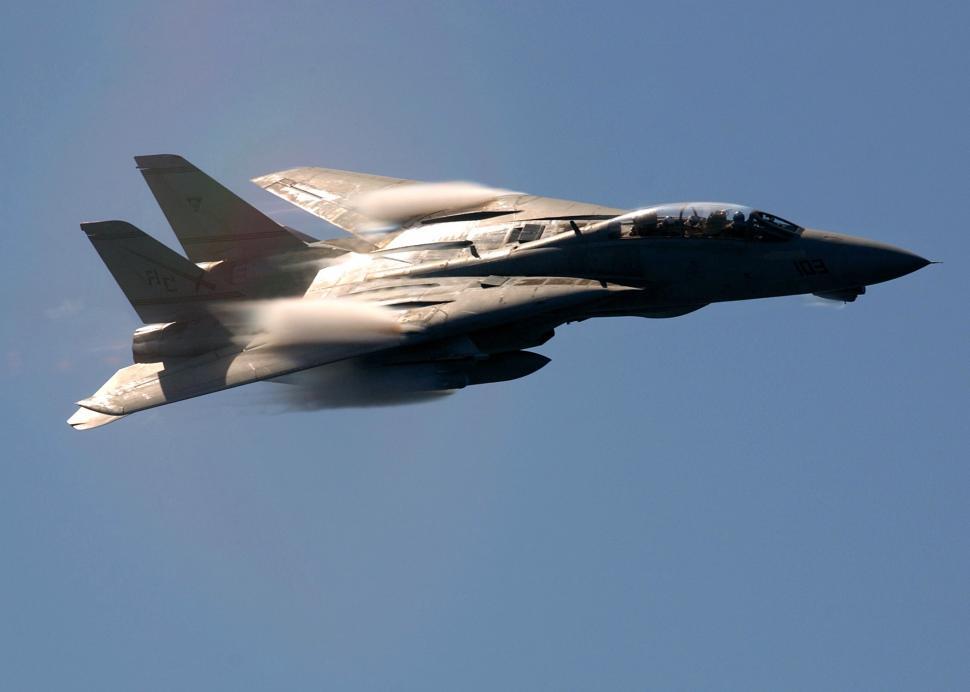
[{"xmin": 68, "ymin": 155, "xmax": 930, "ymax": 429}]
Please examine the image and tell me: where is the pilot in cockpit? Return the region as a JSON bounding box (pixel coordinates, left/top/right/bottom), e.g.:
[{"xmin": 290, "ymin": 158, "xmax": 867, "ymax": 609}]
[
  {"xmin": 707, "ymin": 209, "xmax": 728, "ymax": 235},
  {"xmin": 723, "ymin": 210, "xmax": 748, "ymax": 239}
]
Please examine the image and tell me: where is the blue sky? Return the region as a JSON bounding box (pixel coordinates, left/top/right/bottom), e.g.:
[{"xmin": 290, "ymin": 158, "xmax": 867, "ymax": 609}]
[{"xmin": 1, "ymin": 1, "xmax": 967, "ymax": 689}]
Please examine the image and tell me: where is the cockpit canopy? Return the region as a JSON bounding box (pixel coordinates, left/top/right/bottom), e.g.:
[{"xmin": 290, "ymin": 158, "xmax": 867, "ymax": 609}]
[{"xmin": 619, "ymin": 202, "xmax": 802, "ymax": 241}]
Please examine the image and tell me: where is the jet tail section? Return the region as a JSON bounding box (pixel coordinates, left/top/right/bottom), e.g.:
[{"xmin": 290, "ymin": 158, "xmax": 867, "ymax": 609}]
[
  {"xmin": 81, "ymin": 220, "xmax": 244, "ymax": 323},
  {"xmin": 136, "ymin": 154, "xmax": 307, "ymax": 262}
]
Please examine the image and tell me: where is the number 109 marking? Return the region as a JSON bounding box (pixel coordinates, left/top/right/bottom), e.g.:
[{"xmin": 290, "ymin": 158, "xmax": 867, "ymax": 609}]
[{"xmin": 794, "ymin": 258, "xmax": 829, "ymax": 276}]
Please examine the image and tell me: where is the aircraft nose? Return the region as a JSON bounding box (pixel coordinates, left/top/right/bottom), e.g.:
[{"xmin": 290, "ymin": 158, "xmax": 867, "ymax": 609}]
[
  {"xmin": 804, "ymin": 230, "xmax": 931, "ymax": 286},
  {"xmin": 855, "ymin": 241, "xmax": 929, "ymax": 283},
  {"xmin": 877, "ymin": 246, "xmax": 930, "ymax": 280}
]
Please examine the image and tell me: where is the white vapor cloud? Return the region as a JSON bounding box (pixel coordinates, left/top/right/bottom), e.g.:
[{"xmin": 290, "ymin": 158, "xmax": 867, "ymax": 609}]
[
  {"xmin": 44, "ymin": 299, "xmax": 84, "ymax": 320},
  {"xmin": 238, "ymin": 298, "xmax": 406, "ymax": 348},
  {"xmin": 353, "ymin": 181, "xmax": 514, "ymax": 224}
]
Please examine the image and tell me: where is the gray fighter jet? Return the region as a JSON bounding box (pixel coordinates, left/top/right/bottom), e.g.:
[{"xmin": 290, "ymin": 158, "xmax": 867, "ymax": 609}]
[{"xmin": 68, "ymin": 155, "xmax": 930, "ymax": 429}]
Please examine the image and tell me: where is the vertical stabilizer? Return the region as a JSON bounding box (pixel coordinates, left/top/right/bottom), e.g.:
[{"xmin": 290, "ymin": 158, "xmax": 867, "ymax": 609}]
[
  {"xmin": 81, "ymin": 220, "xmax": 243, "ymax": 323},
  {"xmin": 136, "ymin": 154, "xmax": 307, "ymax": 262}
]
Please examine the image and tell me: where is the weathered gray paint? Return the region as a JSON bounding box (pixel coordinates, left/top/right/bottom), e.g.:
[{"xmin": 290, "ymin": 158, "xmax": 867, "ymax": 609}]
[{"xmin": 68, "ymin": 156, "xmax": 930, "ymax": 429}]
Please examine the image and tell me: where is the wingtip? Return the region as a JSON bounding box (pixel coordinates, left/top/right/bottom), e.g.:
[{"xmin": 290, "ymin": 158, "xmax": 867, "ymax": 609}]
[
  {"xmin": 251, "ymin": 170, "xmax": 293, "ymax": 188},
  {"xmin": 250, "ymin": 172, "xmax": 277, "ymax": 188},
  {"xmin": 251, "ymin": 167, "xmax": 314, "ymax": 188},
  {"xmin": 67, "ymin": 406, "xmax": 125, "ymax": 431},
  {"xmin": 76, "ymin": 397, "xmax": 124, "ymax": 416}
]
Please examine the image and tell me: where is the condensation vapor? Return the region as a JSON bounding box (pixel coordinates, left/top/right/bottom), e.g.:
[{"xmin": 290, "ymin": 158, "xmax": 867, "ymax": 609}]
[
  {"xmin": 249, "ymin": 360, "xmax": 455, "ymax": 411},
  {"xmin": 353, "ymin": 181, "xmax": 514, "ymax": 225},
  {"xmin": 220, "ymin": 298, "xmax": 406, "ymax": 347},
  {"xmin": 218, "ymin": 298, "xmax": 449, "ymax": 409},
  {"xmin": 802, "ymin": 295, "xmax": 847, "ymax": 310}
]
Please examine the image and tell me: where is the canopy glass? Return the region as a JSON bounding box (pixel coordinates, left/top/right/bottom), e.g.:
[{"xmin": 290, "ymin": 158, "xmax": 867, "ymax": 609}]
[{"xmin": 620, "ymin": 202, "xmax": 802, "ymax": 241}]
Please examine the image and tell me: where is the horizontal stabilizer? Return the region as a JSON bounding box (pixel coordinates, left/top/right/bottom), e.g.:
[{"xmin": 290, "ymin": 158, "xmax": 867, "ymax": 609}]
[{"xmin": 137, "ymin": 154, "xmax": 307, "ymax": 262}]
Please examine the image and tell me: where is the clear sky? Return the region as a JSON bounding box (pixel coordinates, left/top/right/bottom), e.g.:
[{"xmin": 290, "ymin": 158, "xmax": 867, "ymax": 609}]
[{"xmin": 1, "ymin": 1, "xmax": 967, "ymax": 689}]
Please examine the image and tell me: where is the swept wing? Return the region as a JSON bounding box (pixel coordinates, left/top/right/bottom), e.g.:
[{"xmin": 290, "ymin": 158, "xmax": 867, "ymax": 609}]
[
  {"xmin": 70, "ymin": 276, "xmax": 623, "ymax": 423},
  {"xmin": 251, "ymin": 166, "xmax": 624, "ymax": 237}
]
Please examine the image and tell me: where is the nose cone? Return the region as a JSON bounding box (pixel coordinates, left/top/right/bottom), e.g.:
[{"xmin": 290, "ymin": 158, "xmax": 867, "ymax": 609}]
[
  {"xmin": 883, "ymin": 247, "xmax": 930, "ymax": 280},
  {"xmin": 802, "ymin": 230, "xmax": 930, "ymax": 286},
  {"xmin": 856, "ymin": 241, "xmax": 930, "ymax": 283}
]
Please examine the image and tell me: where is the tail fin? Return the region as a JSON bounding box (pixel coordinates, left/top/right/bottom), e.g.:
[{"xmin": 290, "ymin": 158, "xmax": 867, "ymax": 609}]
[
  {"xmin": 135, "ymin": 154, "xmax": 307, "ymax": 262},
  {"xmin": 81, "ymin": 220, "xmax": 243, "ymax": 323}
]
